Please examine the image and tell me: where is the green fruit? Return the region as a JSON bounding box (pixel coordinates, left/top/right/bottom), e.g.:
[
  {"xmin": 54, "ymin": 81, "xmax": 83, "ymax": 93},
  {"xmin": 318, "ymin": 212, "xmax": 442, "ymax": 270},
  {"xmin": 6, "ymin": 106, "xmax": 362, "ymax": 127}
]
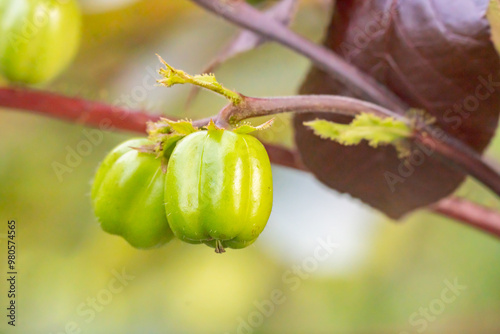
[
  {"xmin": 165, "ymin": 127, "xmax": 273, "ymax": 253},
  {"xmin": 0, "ymin": 0, "xmax": 82, "ymax": 84},
  {"xmin": 91, "ymin": 138, "xmax": 174, "ymax": 249}
]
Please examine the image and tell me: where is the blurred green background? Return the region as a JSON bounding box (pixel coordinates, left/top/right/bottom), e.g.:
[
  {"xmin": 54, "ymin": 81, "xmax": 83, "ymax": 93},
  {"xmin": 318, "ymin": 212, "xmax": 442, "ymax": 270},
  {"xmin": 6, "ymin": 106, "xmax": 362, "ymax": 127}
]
[{"xmin": 1, "ymin": 0, "xmax": 500, "ymax": 333}]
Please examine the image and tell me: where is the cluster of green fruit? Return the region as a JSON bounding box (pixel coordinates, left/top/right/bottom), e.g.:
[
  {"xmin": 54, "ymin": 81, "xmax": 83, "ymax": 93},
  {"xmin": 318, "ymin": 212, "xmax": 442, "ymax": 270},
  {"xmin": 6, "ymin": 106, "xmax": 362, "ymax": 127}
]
[{"xmin": 91, "ymin": 122, "xmax": 274, "ymax": 253}]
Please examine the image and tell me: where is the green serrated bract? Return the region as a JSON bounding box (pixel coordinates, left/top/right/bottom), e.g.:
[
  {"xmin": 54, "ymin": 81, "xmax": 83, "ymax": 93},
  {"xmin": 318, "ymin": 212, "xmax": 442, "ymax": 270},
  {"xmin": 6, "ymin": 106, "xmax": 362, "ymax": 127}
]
[
  {"xmin": 164, "ymin": 120, "xmax": 198, "ymax": 135},
  {"xmin": 304, "ymin": 113, "xmax": 411, "ymax": 148},
  {"xmin": 233, "ymin": 119, "xmax": 274, "ymax": 134}
]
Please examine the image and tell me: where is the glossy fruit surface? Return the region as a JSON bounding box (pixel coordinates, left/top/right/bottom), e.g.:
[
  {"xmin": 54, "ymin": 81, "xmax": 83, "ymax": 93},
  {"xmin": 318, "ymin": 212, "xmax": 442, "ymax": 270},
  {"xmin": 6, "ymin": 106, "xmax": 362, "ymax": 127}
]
[
  {"xmin": 0, "ymin": 0, "xmax": 81, "ymax": 84},
  {"xmin": 165, "ymin": 128, "xmax": 273, "ymax": 252},
  {"xmin": 92, "ymin": 138, "xmax": 174, "ymax": 249}
]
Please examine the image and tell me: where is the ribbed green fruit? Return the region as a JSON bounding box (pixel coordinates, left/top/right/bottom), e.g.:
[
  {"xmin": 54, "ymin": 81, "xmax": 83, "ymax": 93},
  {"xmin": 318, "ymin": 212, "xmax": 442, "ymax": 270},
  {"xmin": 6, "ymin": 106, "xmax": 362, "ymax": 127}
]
[
  {"xmin": 92, "ymin": 139, "xmax": 174, "ymax": 249},
  {"xmin": 165, "ymin": 128, "xmax": 273, "ymax": 253}
]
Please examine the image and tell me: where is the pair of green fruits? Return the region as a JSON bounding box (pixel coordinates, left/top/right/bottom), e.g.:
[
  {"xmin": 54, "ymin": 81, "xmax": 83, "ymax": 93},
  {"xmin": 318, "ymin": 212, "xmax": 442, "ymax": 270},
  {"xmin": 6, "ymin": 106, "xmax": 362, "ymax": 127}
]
[{"xmin": 91, "ymin": 125, "xmax": 273, "ymax": 253}]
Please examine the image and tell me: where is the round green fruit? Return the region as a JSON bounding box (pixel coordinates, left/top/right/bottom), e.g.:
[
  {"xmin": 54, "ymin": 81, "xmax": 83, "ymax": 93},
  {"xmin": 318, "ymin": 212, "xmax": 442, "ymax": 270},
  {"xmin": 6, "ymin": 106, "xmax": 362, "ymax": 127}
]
[
  {"xmin": 91, "ymin": 138, "xmax": 174, "ymax": 249},
  {"xmin": 165, "ymin": 127, "xmax": 273, "ymax": 253},
  {"xmin": 0, "ymin": 0, "xmax": 82, "ymax": 84}
]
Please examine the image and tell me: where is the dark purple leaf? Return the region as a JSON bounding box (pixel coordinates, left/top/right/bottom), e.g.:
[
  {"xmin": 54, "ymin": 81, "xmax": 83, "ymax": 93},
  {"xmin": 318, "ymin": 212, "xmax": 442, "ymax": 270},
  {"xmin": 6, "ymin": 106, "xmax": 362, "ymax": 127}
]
[{"xmin": 295, "ymin": 0, "xmax": 500, "ymax": 218}]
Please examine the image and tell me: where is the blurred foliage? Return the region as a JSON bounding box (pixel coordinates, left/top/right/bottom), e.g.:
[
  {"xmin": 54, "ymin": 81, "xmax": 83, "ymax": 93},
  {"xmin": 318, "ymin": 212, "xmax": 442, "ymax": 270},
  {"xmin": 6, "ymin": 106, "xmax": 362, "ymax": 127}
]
[
  {"xmin": 1, "ymin": 0, "xmax": 500, "ymax": 333},
  {"xmin": 247, "ymin": 0, "xmax": 268, "ymax": 5},
  {"xmin": 489, "ymin": 0, "xmax": 500, "ymax": 54}
]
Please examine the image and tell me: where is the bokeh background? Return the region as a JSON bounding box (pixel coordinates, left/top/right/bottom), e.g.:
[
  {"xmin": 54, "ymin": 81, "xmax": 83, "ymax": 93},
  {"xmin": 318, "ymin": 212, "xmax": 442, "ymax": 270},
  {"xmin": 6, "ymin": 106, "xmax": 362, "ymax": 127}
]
[{"xmin": 1, "ymin": 0, "xmax": 500, "ymax": 333}]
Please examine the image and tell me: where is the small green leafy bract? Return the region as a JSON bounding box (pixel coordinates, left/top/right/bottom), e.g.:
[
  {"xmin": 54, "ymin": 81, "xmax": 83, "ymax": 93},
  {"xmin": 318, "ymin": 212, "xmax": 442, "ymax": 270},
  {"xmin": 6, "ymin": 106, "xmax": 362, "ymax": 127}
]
[{"xmin": 304, "ymin": 113, "xmax": 411, "ymax": 149}]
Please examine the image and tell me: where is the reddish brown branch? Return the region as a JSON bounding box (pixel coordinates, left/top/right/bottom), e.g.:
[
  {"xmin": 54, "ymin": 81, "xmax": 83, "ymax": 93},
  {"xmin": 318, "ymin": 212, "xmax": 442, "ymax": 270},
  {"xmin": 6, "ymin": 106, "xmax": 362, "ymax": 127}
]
[
  {"xmin": 1, "ymin": 86, "xmax": 499, "ymax": 238},
  {"xmin": 0, "ymin": 87, "xmax": 159, "ymax": 132},
  {"xmin": 432, "ymin": 197, "xmax": 500, "ymax": 239},
  {"xmin": 416, "ymin": 133, "xmax": 500, "ymax": 204},
  {"xmin": 0, "ymin": 87, "xmax": 214, "ymax": 129}
]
